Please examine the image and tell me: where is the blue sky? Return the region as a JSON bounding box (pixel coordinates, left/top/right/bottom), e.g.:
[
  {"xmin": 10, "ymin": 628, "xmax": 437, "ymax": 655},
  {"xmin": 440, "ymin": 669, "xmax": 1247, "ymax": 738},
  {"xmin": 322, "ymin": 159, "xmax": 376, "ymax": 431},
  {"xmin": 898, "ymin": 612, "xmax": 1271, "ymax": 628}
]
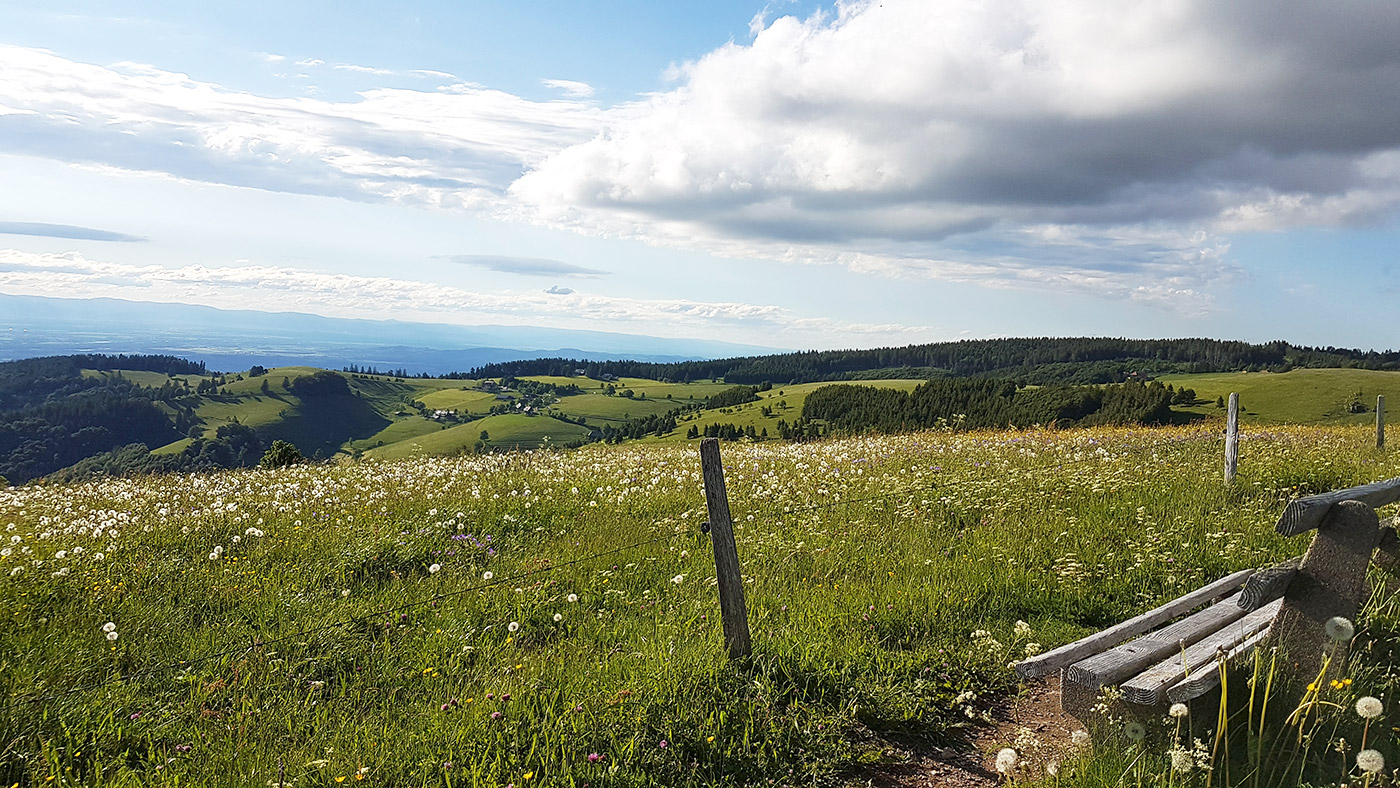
[{"xmin": 1, "ymin": 0, "xmax": 1397, "ymax": 352}]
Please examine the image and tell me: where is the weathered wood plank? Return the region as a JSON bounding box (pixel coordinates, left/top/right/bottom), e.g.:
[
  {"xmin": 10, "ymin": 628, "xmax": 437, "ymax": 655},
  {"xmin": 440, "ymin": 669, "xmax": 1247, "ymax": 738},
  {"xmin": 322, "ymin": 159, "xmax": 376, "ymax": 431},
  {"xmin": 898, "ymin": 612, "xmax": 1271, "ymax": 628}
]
[
  {"xmin": 1276, "ymin": 477, "xmax": 1400, "ymax": 536},
  {"xmin": 1165, "ymin": 625, "xmax": 1273, "ymax": 703},
  {"xmin": 1121, "ymin": 599, "xmax": 1282, "ymax": 706},
  {"xmin": 1015, "ymin": 568, "xmax": 1253, "ymax": 679},
  {"xmin": 1065, "ymin": 590, "xmax": 1252, "ymax": 689},
  {"xmin": 699, "ymin": 438, "xmax": 752, "ymax": 660},
  {"xmin": 1236, "ymin": 558, "xmax": 1299, "ymax": 611}
]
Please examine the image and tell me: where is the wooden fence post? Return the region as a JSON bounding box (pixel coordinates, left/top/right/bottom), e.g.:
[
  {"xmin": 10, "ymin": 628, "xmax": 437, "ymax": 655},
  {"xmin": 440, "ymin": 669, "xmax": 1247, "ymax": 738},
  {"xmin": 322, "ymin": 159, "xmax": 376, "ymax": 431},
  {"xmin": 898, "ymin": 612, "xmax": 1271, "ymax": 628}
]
[
  {"xmin": 1225, "ymin": 392, "xmax": 1239, "ymax": 483},
  {"xmin": 1378, "ymin": 395, "xmax": 1386, "ymax": 450},
  {"xmin": 699, "ymin": 438, "xmax": 753, "ymax": 660}
]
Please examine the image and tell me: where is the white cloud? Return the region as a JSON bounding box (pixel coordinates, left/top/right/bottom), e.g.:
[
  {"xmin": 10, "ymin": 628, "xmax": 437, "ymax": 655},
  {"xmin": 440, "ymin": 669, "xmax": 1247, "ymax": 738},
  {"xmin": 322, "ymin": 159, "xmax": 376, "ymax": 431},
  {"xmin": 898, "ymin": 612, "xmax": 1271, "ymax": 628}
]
[
  {"xmin": 294, "ymin": 58, "xmax": 324, "ymax": 67},
  {"xmin": 0, "ymin": 249, "xmax": 932, "ymax": 346},
  {"xmin": 335, "ymin": 63, "xmax": 396, "ymax": 76},
  {"xmin": 410, "ymin": 69, "xmax": 457, "ymax": 80},
  {"xmin": 541, "ymin": 79, "xmax": 595, "ymax": 98},
  {"xmin": 259, "ymin": 53, "xmax": 286, "ymax": 63},
  {"xmin": 6, "ymin": 1, "xmax": 1400, "ymax": 310},
  {"xmin": 0, "ymin": 45, "xmax": 604, "ymax": 208},
  {"xmin": 509, "ymin": 0, "xmax": 1400, "ymax": 301}
]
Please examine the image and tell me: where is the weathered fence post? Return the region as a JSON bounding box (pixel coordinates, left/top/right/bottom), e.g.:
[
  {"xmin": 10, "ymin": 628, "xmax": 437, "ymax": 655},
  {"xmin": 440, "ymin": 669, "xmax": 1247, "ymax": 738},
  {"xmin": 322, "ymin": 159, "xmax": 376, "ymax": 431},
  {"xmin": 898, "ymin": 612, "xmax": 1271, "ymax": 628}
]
[
  {"xmin": 699, "ymin": 438, "xmax": 752, "ymax": 660},
  {"xmin": 1224, "ymin": 392, "xmax": 1239, "ymax": 483},
  {"xmin": 1378, "ymin": 395, "xmax": 1386, "ymax": 450}
]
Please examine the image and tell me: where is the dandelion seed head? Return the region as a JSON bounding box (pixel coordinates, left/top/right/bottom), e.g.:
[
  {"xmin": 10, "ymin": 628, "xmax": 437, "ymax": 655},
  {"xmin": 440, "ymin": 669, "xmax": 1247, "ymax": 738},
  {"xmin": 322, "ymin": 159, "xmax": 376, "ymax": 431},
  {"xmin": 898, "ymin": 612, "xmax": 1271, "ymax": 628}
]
[
  {"xmin": 483, "ymin": 571, "xmax": 494, "ymax": 580},
  {"xmin": 995, "ymin": 748, "xmax": 1018, "ymax": 773},
  {"xmin": 1124, "ymin": 721, "xmax": 1146, "ymax": 741},
  {"xmin": 567, "ymin": 593, "xmax": 578, "ymax": 603},
  {"xmin": 428, "ymin": 563, "xmax": 441, "ymax": 574},
  {"xmin": 1325, "ymin": 616, "xmax": 1355, "ymax": 642},
  {"xmin": 508, "ymin": 621, "xmax": 519, "ymax": 632},
  {"xmin": 553, "ymin": 613, "xmax": 563, "ymax": 622},
  {"xmin": 1356, "ymin": 696, "xmax": 1383, "ymax": 719},
  {"xmin": 1169, "ymin": 702, "xmax": 1189, "ymax": 718},
  {"xmin": 1357, "ymin": 748, "xmax": 1385, "ymax": 773}
]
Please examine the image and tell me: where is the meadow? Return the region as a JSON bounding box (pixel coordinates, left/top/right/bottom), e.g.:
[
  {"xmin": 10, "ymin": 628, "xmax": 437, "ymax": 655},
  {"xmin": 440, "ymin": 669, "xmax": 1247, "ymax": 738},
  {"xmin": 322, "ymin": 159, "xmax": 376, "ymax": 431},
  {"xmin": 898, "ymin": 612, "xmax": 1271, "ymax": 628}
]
[{"xmin": 2, "ymin": 424, "xmax": 1397, "ymax": 786}]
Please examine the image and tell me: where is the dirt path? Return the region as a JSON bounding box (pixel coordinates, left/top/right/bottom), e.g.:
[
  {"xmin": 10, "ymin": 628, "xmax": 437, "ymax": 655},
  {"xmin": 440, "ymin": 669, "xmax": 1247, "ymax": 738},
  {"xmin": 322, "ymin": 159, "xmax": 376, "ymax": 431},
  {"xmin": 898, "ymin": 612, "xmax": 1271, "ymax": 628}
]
[{"xmin": 857, "ymin": 677, "xmax": 1084, "ymax": 787}]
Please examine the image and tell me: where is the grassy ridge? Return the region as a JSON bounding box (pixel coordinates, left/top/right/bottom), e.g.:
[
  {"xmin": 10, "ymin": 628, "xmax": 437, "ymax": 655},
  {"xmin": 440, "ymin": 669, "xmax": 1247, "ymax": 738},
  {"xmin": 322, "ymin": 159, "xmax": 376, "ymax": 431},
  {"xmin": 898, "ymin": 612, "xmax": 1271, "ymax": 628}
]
[
  {"xmin": 3, "ymin": 424, "xmax": 1396, "ymax": 785},
  {"xmin": 1161, "ymin": 368, "xmax": 1400, "ymax": 424}
]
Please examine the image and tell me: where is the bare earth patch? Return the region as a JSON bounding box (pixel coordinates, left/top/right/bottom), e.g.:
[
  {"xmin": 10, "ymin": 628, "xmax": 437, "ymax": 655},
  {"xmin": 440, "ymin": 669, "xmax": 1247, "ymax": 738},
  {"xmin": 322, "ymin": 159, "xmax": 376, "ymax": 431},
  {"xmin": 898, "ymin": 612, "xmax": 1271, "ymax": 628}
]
[{"xmin": 853, "ymin": 677, "xmax": 1082, "ymax": 787}]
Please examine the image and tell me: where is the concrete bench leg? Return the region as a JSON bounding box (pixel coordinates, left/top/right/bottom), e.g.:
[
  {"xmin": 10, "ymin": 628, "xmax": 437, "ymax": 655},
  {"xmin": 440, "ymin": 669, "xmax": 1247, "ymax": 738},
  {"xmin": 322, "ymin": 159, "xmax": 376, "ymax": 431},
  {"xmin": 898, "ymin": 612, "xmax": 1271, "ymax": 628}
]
[{"xmin": 1270, "ymin": 500, "xmax": 1382, "ymax": 683}]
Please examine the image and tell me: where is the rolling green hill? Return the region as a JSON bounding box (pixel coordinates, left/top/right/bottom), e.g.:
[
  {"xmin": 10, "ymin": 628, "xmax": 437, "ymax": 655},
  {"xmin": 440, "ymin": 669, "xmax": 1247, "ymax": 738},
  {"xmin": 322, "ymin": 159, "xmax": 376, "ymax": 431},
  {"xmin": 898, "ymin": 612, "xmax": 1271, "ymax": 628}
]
[{"xmin": 1159, "ymin": 368, "xmax": 1400, "ymax": 424}]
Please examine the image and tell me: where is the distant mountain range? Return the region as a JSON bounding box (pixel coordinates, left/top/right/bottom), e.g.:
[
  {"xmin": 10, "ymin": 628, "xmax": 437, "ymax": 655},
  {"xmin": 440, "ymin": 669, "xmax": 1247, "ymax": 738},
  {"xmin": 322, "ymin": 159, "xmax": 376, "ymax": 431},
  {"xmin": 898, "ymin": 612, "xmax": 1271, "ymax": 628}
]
[{"xmin": 0, "ymin": 294, "xmax": 783, "ymax": 373}]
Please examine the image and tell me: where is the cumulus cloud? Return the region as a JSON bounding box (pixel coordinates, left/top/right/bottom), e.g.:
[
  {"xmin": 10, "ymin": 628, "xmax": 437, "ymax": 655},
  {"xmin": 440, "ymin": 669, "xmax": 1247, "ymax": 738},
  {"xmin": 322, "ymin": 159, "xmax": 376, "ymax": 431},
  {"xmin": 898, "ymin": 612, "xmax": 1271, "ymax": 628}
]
[
  {"xmin": 0, "ymin": 249, "xmax": 926, "ymax": 345},
  {"xmin": 541, "ymin": 79, "xmax": 595, "ymax": 98},
  {"xmin": 6, "ymin": 1, "xmax": 1400, "ymax": 309},
  {"xmin": 447, "ymin": 254, "xmax": 607, "ymax": 277},
  {"xmin": 545, "ymin": 285, "xmax": 574, "ymax": 295},
  {"xmin": 294, "ymin": 58, "xmax": 324, "ymax": 67},
  {"xmin": 0, "ymin": 221, "xmax": 147, "ymax": 242},
  {"xmin": 510, "ymin": 0, "xmax": 1400, "ymax": 300}
]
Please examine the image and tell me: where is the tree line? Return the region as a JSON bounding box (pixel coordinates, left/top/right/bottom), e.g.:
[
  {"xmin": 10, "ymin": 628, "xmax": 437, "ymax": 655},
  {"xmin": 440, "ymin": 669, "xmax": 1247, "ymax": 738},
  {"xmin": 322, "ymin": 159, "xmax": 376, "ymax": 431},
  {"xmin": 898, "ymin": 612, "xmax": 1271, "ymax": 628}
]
[{"xmin": 463, "ymin": 338, "xmax": 1400, "ymax": 386}]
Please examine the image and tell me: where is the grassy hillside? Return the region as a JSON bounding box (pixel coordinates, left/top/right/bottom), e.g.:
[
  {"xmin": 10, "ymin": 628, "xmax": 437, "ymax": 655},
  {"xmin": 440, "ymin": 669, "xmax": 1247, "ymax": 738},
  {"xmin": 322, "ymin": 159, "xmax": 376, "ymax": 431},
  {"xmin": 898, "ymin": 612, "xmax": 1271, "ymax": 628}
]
[
  {"xmin": 652, "ymin": 379, "xmax": 928, "ymax": 442},
  {"xmin": 1160, "ymin": 368, "xmax": 1400, "ymax": 424},
  {"xmin": 2, "ymin": 425, "xmax": 1396, "ymax": 785},
  {"xmin": 366, "ymin": 413, "xmax": 592, "ymax": 459}
]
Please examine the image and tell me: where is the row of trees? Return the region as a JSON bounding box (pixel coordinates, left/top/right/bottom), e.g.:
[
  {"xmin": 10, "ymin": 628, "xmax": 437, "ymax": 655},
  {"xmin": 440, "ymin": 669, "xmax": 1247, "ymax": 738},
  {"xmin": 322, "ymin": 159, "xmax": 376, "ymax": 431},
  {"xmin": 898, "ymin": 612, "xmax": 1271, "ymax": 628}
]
[
  {"xmin": 801, "ymin": 379, "xmax": 1178, "ymax": 435},
  {"xmin": 465, "ymin": 338, "xmax": 1400, "ymax": 386}
]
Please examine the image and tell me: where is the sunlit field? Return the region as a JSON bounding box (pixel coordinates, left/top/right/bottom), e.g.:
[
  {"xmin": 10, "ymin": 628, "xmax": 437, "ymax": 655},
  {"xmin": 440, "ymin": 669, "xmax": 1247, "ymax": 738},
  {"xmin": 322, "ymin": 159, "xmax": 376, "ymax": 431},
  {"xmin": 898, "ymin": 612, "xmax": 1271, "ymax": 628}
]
[{"xmin": 2, "ymin": 424, "xmax": 1396, "ymax": 786}]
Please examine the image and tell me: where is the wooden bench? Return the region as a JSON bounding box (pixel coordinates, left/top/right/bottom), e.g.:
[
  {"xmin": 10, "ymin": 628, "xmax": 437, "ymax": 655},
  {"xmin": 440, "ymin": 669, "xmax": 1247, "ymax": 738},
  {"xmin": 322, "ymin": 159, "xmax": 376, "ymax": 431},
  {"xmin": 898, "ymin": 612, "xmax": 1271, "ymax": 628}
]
[{"xmin": 1016, "ymin": 477, "xmax": 1400, "ymax": 725}]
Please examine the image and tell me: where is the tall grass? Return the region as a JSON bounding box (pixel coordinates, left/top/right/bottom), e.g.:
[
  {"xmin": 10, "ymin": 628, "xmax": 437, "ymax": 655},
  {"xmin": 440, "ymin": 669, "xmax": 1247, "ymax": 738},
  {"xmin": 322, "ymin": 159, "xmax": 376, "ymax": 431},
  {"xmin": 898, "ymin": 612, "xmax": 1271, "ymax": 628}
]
[{"xmin": 0, "ymin": 424, "xmax": 1395, "ymax": 785}]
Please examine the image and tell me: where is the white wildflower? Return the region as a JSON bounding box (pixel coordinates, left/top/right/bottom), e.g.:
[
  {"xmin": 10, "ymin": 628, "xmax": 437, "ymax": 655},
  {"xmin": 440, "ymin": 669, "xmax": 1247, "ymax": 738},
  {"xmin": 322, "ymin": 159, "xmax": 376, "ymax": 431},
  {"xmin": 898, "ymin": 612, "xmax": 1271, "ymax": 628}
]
[
  {"xmin": 483, "ymin": 571, "xmax": 494, "ymax": 581},
  {"xmin": 553, "ymin": 613, "xmax": 563, "ymax": 622},
  {"xmin": 102, "ymin": 622, "xmax": 116, "ymax": 633},
  {"xmin": 671, "ymin": 574, "xmax": 685, "ymax": 584},
  {"xmin": 428, "ymin": 563, "xmax": 441, "ymax": 574},
  {"xmin": 995, "ymin": 747, "xmax": 1018, "ymax": 773},
  {"xmin": 1169, "ymin": 702, "xmax": 1189, "ymax": 718},
  {"xmin": 1014, "ymin": 620, "xmax": 1031, "ymax": 636},
  {"xmin": 567, "ymin": 593, "xmax": 578, "ymax": 603},
  {"xmin": 507, "ymin": 621, "xmax": 519, "ymax": 633}
]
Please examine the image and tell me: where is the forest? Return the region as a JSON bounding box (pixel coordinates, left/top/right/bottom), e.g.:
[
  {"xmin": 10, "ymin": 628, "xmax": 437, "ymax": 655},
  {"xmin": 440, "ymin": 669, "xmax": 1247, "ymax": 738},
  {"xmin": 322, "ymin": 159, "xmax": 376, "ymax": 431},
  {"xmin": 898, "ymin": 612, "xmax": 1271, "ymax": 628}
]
[{"xmin": 464, "ymin": 337, "xmax": 1400, "ymax": 385}]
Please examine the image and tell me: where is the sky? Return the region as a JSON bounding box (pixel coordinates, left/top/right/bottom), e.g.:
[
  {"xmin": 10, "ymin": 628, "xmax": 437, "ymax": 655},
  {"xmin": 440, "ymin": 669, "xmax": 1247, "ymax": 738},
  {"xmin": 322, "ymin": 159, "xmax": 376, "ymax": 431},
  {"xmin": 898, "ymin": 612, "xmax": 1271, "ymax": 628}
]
[{"xmin": 1, "ymin": 0, "xmax": 1398, "ymax": 352}]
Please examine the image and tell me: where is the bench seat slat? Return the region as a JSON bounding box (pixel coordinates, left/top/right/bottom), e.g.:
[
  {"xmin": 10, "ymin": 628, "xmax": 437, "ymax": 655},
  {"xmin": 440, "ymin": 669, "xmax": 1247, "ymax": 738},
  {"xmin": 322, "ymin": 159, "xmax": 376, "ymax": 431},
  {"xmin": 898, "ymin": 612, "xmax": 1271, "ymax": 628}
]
[
  {"xmin": 1015, "ymin": 568, "xmax": 1254, "ymax": 679},
  {"xmin": 1065, "ymin": 590, "xmax": 1251, "ymax": 689},
  {"xmin": 1120, "ymin": 598, "xmax": 1283, "ymax": 706},
  {"xmin": 1166, "ymin": 626, "xmax": 1273, "ymax": 704}
]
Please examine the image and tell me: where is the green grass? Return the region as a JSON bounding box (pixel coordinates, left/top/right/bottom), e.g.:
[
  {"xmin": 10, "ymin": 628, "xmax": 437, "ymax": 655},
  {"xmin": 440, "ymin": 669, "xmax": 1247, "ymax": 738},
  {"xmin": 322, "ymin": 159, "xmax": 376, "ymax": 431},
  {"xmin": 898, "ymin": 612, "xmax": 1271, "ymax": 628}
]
[
  {"xmin": 1160, "ymin": 368, "xmax": 1400, "ymax": 425},
  {"xmin": 654, "ymin": 379, "xmax": 927, "ymax": 442},
  {"xmin": 414, "ymin": 388, "xmax": 500, "ymax": 413},
  {"xmin": 367, "ymin": 414, "xmax": 592, "ymax": 459},
  {"xmin": 5, "ymin": 424, "xmax": 1396, "ymax": 785}
]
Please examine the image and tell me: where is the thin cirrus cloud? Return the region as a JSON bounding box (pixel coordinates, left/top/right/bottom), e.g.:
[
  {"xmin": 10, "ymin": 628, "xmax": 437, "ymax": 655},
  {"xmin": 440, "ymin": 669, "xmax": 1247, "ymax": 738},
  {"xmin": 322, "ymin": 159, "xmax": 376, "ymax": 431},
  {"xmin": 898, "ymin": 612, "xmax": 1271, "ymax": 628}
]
[
  {"xmin": 447, "ymin": 254, "xmax": 607, "ymax": 278},
  {"xmin": 0, "ymin": 221, "xmax": 147, "ymax": 243},
  {"xmin": 541, "ymin": 79, "xmax": 595, "ymax": 98},
  {"xmin": 3, "ymin": 0, "xmax": 1400, "ymax": 310},
  {"xmin": 0, "ymin": 249, "xmax": 930, "ymax": 345},
  {"xmin": 0, "ymin": 44, "xmax": 603, "ymax": 209}
]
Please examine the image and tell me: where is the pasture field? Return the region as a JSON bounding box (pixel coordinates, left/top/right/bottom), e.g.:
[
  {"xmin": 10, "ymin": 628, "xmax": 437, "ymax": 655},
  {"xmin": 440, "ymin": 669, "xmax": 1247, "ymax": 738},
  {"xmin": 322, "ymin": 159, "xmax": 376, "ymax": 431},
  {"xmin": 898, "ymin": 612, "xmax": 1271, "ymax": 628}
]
[
  {"xmin": 414, "ymin": 388, "xmax": 500, "ymax": 414},
  {"xmin": 1160, "ymin": 368, "xmax": 1400, "ymax": 425},
  {"xmin": 365, "ymin": 413, "xmax": 592, "ymax": 460},
  {"xmin": 654, "ymin": 379, "xmax": 928, "ymax": 442},
  {"xmin": 3, "ymin": 424, "xmax": 1397, "ymax": 785}
]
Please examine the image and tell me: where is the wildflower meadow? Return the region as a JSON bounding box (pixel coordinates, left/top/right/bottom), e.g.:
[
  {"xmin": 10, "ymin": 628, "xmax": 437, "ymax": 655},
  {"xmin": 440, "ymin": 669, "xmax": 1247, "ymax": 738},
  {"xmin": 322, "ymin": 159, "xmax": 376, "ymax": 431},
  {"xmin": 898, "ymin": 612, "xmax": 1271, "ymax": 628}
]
[{"xmin": 1, "ymin": 424, "xmax": 1397, "ymax": 786}]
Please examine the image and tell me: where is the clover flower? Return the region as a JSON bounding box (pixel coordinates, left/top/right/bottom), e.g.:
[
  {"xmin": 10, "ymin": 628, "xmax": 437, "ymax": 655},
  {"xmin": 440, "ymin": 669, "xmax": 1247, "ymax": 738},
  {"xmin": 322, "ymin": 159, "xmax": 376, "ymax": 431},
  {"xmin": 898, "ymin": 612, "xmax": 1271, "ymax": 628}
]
[{"xmin": 1356, "ymin": 696, "xmax": 1383, "ymax": 719}]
